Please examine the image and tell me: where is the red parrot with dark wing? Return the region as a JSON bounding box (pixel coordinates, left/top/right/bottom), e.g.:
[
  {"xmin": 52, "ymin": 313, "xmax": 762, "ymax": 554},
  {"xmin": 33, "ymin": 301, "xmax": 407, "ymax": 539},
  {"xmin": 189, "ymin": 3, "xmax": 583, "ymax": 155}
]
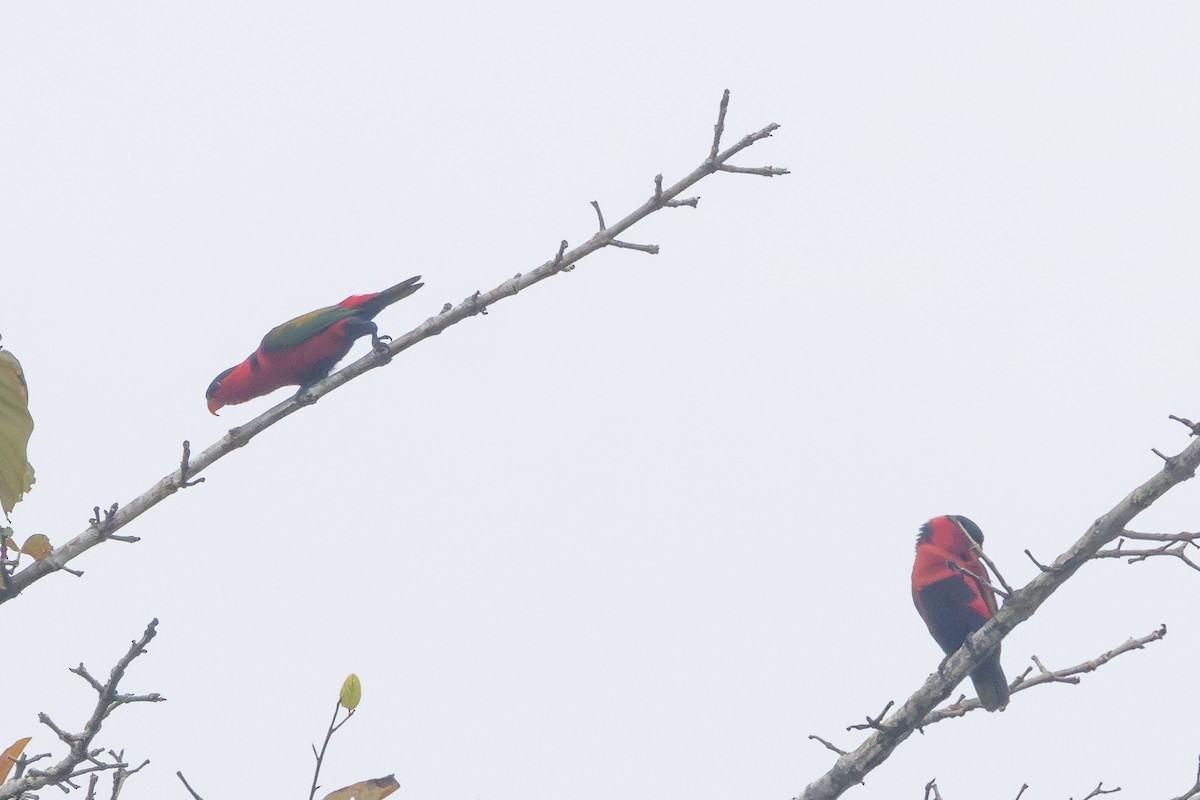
[
  {"xmin": 911, "ymin": 514, "xmax": 1009, "ymax": 711},
  {"xmin": 206, "ymin": 276, "xmax": 423, "ymax": 415}
]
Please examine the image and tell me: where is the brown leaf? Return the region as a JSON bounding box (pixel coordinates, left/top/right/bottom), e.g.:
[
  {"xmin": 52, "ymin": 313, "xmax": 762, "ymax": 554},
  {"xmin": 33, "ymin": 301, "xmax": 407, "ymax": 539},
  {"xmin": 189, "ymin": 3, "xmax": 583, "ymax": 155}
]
[
  {"xmin": 0, "ymin": 736, "xmax": 32, "ymax": 784},
  {"xmin": 21, "ymin": 533, "xmax": 51, "ymax": 560},
  {"xmin": 322, "ymin": 774, "xmax": 400, "ymax": 800}
]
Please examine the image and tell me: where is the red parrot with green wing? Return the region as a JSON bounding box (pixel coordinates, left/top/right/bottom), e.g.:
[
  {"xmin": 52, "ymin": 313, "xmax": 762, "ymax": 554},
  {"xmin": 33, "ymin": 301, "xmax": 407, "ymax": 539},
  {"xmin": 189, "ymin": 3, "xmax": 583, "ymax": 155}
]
[
  {"xmin": 206, "ymin": 276, "xmax": 423, "ymax": 415},
  {"xmin": 911, "ymin": 514, "xmax": 1010, "ymax": 711}
]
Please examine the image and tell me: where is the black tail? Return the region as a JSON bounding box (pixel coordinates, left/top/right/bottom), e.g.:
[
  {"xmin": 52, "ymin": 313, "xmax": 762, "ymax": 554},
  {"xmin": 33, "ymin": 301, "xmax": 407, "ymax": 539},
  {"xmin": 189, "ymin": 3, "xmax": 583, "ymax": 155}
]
[
  {"xmin": 359, "ymin": 275, "xmax": 424, "ymax": 319},
  {"xmin": 970, "ymin": 654, "xmax": 1010, "ymax": 711}
]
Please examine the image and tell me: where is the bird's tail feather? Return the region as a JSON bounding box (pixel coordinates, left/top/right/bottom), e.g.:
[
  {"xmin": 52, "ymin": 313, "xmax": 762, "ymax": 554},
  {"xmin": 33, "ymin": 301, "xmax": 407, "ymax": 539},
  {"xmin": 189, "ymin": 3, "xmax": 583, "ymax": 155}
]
[
  {"xmin": 361, "ymin": 275, "xmax": 424, "ymax": 318},
  {"xmin": 970, "ymin": 655, "xmax": 1010, "ymax": 712}
]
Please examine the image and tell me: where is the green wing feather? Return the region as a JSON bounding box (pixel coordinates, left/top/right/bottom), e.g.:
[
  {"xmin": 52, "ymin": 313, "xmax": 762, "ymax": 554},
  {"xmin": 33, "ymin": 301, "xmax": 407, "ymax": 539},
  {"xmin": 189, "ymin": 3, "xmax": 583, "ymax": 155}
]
[{"xmin": 259, "ymin": 304, "xmax": 357, "ymax": 352}]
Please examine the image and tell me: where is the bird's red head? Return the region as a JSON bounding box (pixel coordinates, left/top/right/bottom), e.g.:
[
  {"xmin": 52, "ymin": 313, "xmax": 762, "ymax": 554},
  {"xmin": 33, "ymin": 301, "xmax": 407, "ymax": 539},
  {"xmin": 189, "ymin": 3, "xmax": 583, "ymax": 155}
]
[{"xmin": 917, "ymin": 515, "xmax": 984, "ymax": 559}]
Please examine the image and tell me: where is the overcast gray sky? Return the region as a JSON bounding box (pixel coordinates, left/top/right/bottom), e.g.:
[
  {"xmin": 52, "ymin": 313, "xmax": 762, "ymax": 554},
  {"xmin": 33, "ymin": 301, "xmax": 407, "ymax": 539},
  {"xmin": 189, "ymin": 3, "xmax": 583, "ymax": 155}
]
[{"xmin": 3, "ymin": 3, "xmax": 1199, "ymax": 798}]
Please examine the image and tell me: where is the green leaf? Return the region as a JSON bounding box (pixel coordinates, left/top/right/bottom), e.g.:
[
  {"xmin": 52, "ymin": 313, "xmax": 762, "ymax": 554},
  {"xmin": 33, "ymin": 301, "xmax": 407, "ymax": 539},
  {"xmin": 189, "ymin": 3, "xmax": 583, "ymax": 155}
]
[
  {"xmin": 339, "ymin": 673, "xmax": 362, "ymax": 710},
  {"xmin": 0, "ymin": 348, "xmax": 35, "ymax": 517}
]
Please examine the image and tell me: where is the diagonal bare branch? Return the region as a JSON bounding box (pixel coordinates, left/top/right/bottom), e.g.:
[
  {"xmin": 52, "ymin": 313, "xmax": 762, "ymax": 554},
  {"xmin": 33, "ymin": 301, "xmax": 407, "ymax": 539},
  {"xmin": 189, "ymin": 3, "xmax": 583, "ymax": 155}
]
[
  {"xmin": 0, "ymin": 90, "xmax": 787, "ymax": 606},
  {"xmin": 1169, "ymin": 755, "xmax": 1200, "ymax": 800}
]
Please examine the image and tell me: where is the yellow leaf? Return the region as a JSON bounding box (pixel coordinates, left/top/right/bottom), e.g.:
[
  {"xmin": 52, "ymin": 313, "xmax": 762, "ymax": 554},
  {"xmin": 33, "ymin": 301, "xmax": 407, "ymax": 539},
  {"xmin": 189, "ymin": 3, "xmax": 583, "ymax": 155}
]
[
  {"xmin": 0, "ymin": 348, "xmax": 35, "ymax": 517},
  {"xmin": 339, "ymin": 673, "xmax": 362, "ymax": 710},
  {"xmin": 0, "ymin": 736, "xmax": 32, "ymax": 784},
  {"xmin": 21, "ymin": 533, "xmax": 51, "ymax": 560},
  {"xmin": 322, "ymin": 774, "xmax": 399, "ymax": 800}
]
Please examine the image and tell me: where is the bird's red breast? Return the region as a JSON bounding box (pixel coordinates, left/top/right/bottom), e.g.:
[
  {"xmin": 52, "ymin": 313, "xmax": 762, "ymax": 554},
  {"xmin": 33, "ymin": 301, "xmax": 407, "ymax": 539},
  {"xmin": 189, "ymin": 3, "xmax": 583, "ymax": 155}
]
[{"xmin": 912, "ymin": 515, "xmax": 994, "ymax": 624}]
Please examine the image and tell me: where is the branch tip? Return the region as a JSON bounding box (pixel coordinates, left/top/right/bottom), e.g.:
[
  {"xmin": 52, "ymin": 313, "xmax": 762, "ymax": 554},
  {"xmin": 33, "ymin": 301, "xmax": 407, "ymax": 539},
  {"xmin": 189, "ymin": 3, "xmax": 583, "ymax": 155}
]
[
  {"xmin": 177, "ymin": 771, "xmax": 205, "ymax": 800},
  {"xmin": 590, "ymin": 200, "xmax": 607, "ymax": 231},
  {"xmin": 1169, "ymin": 414, "xmax": 1200, "ymax": 436},
  {"xmin": 178, "ymin": 440, "xmax": 205, "ymax": 488},
  {"xmin": 610, "ymin": 240, "xmax": 660, "ymax": 255},
  {"xmin": 807, "ymin": 734, "xmax": 847, "ymax": 756},
  {"xmin": 709, "ymin": 89, "xmax": 731, "ymax": 161},
  {"xmin": 552, "ymin": 239, "xmax": 569, "ymax": 270}
]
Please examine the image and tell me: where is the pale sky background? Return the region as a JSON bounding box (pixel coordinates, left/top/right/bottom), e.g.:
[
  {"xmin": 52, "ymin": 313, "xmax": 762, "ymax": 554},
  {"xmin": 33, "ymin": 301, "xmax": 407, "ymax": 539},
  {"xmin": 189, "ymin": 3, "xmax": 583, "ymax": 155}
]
[{"xmin": 2, "ymin": 3, "xmax": 1199, "ymax": 799}]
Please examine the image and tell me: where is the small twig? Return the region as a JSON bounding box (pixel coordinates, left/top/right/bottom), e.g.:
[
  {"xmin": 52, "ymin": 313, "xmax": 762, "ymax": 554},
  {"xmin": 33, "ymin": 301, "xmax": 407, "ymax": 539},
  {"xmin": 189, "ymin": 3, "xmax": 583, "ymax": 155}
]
[
  {"xmin": 807, "ymin": 735, "xmax": 847, "ymax": 756},
  {"xmin": 590, "ymin": 200, "xmax": 659, "ymax": 253},
  {"xmin": 1014, "ymin": 784, "xmax": 1030, "ymax": 800},
  {"xmin": 923, "ymin": 778, "xmax": 943, "ymax": 800},
  {"xmin": 948, "ymin": 561, "xmax": 1011, "ymax": 599},
  {"xmin": 178, "ymin": 441, "xmax": 204, "ymax": 488},
  {"xmin": 89, "ymin": 503, "xmax": 120, "ymax": 534},
  {"xmin": 709, "ymin": 89, "xmax": 730, "ymax": 161},
  {"xmin": 960, "ymin": 534, "xmax": 1016, "ymax": 598},
  {"xmin": 551, "ymin": 239, "xmax": 569, "ymax": 271},
  {"xmin": 71, "ymin": 663, "xmax": 106, "ymax": 693},
  {"xmin": 10, "ymin": 751, "xmax": 52, "ymax": 782},
  {"xmin": 1028, "ymin": 655, "xmax": 1078, "ymax": 684},
  {"xmin": 1024, "ymin": 549, "xmax": 1056, "ymax": 572},
  {"xmin": 176, "ymin": 771, "xmax": 205, "ymax": 800},
  {"xmin": 1, "ymin": 620, "xmax": 162, "ymax": 799},
  {"xmin": 847, "ymin": 701, "xmax": 894, "ymax": 732},
  {"xmin": 716, "ymin": 162, "xmax": 790, "ymax": 176},
  {"xmin": 1169, "ymin": 755, "xmax": 1200, "ymax": 800},
  {"xmin": 308, "ymin": 700, "xmax": 355, "ymax": 800},
  {"xmin": 1094, "ymin": 530, "xmax": 1200, "ymax": 573},
  {"xmin": 590, "ymin": 200, "xmax": 607, "ymax": 231},
  {"xmin": 609, "ymin": 240, "xmax": 660, "ymax": 254},
  {"xmin": 654, "ymin": 174, "xmax": 698, "ymax": 208},
  {"xmin": 1169, "ymin": 414, "xmax": 1200, "ymax": 436},
  {"xmin": 1149, "ymin": 440, "xmax": 1199, "ymax": 480},
  {"xmin": 1076, "ymin": 781, "xmax": 1120, "ymax": 799},
  {"xmin": 105, "ymin": 752, "xmax": 148, "ymax": 799}
]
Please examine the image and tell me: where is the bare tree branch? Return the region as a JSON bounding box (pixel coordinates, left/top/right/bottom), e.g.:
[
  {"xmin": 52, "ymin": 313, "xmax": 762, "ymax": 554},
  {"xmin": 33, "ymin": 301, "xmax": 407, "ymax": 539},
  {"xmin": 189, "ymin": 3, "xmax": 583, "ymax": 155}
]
[
  {"xmin": 308, "ymin": 700, "xmax": 355, "ymax": 800},
  {"xmin": 808, "ymin": 736, "xmax": 847, "ymax": 756},
  {"xmin": 794, "ymin": 428, "xmax": 1200, "ymax": 800},
  {"xmin": 1076, "ymin": 781, "xmax": 1120, "ymax": 799},
  {"xmin": 176, "ymin": 771, "xmax": 205, "ymax": 800},
  {"xmin": 1093, "ymin": 531, "xmax": 1200, "ymax": 573},
  {"xmin": 810, "ymin": 625, "xmax": 1168, "ymax": 751},
  {"xmin": 0, "ymin": 620, "xmax": 163, "ymax": 799},
  {"xmin": 1169, "ymin": 756, "xmax": 1200, "ymax": 800},
  {"xmin": 916, "ymin": 625, "xmax": 1166, "ymax": 725},
  {"xmin": 0, "ymin": 90, "xmax": 786, "ymax": 607}
]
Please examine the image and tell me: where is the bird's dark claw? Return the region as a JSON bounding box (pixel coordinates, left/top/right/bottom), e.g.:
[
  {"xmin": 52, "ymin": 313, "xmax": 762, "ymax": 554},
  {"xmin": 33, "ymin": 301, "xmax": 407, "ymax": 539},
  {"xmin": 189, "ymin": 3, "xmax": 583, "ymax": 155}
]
[
  {"xmin": 936, "ymin": 653, "xmax": 952, "ymax": 678},
  {"xmin": 371, "ymin": 333, "xmax": 393, "ymax": 355}
]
